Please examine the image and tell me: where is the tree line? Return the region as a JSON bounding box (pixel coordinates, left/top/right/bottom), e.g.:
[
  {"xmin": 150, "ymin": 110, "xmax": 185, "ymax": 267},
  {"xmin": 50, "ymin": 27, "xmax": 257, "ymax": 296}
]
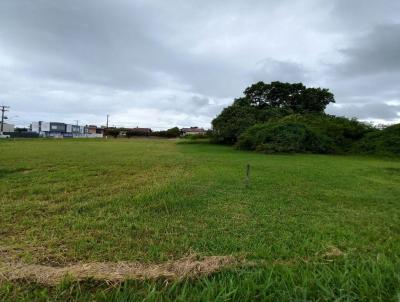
[{"xmin": 104, "ymin": 127, "xmax": 181, "ymax": 138}]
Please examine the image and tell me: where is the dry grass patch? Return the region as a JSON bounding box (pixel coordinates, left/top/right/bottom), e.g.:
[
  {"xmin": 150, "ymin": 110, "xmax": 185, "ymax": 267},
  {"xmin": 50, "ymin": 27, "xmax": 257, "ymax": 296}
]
[{"xmin": 0, "ymin": 254, "xmax": 236, "ymax": 285}]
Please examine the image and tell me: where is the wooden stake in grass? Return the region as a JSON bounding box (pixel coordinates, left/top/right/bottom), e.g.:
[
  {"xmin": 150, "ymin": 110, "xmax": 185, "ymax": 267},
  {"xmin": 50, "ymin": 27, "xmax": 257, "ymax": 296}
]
[{"xmin": 245, "ymin": 164, "xmax": 251, "ymax": 188}]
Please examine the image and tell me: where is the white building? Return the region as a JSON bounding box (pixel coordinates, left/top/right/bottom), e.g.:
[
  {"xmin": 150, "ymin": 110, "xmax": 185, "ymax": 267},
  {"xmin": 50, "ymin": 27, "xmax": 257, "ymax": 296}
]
[
  {"xmin": 31, "ymin": 121, "xmax": 50, "ymax": 133},
  {"xmin": 0, "ymin": 122, "xmax": 14, "ymax": 133},
  {"xmin": 31, "ymin": 121, "xmax": 101, "ymax": 138}
]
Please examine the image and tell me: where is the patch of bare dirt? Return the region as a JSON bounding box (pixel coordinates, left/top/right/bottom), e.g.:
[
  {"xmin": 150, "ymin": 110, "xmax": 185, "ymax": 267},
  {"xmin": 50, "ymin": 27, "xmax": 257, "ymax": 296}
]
[{"xmin": 0, "ymin": 254, "xmax": 236, "ymax": 285}]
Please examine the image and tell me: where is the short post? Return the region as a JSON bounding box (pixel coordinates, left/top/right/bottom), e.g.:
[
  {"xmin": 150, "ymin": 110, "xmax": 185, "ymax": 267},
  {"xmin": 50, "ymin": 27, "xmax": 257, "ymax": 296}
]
[{"xmin": 245, "ymin": 164, "xmax": 251, "ymax": 188}]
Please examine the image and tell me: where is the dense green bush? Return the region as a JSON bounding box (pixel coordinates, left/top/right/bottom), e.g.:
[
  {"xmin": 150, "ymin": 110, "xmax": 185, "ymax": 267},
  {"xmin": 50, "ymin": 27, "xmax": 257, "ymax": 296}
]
[
  {"xmin": 278, "ymin": 114, "xmax": 375, "ymax": 153},
  {"xmin": 211, "ymin": 98, "xmax": 258, "ymax": 144},
  {"xmin": 165, "ymin": 127, "xmax": 181, "ymax": 137},
  {"xmin": 104, "ymin": 128, "xmax": 120, "ymax": 138},
  {"xmin": 237, "ymin": 121, "xmax": 332, "ymax": 154},
  {"xmin": 211, "ymin": 99, "xmax": 294, "ymax": 144},
  {"xmin": 236, "ymin": 114, "xmax": 378, "ymax": 154},
  {"xmin": 154, "ymin": 127, "xmax": 180, "ymax": 138},
  {"xmin": 353, "ymin": 124, "xmax": 400, "ymax": 155},
  {"xmin": 126, "ymin": 129, "xmax": 151, "ymax": 137},
  {"xmin": 212, "ymin": 81, "xmax": 335, "ymax": 144}
]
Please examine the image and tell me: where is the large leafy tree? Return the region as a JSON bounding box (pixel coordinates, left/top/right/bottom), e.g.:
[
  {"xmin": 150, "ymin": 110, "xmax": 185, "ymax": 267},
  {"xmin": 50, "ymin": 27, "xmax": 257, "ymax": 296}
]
[
  {"xmin": 212, "ymin": 81, "xmax": 335, "ymax": 144},
  {"xmin": 244, "ymin": 81, "xmax": 334, "ymax": 113},
  {"xmin": 212, "ymin": 98, "xmax": 257, "ymax": 144}
]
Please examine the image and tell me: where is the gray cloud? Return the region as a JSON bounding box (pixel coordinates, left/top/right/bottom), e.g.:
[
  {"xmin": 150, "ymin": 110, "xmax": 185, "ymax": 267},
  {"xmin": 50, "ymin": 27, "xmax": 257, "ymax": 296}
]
[
  {"xmin": 250, "ymin": 59, "xmax": 309, "ymax": 84},
  {"xmin": 328, "ymin": 103, "xmax": 400, "ymax": 121},
  {"xmin": 330, "ymin": 0, "xmax": 400, "ymax": 31},
  {"xmin": 338, "ymin": 24, "xmax": 400, "ymax": 76},
  {"xmin": 0, "ymin": 0, "xmax": 400, "ymax": 128},
  {"xmin": 322, "ymin": 22, "xmax": 400, "ymax": 122}
]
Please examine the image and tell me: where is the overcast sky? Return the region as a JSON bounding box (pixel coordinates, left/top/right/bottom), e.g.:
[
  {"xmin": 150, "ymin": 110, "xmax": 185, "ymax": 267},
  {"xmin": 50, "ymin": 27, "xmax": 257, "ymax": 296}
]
[{"xmin": 1, "ymin": 0, "xmax": 400, "ymax": 128}]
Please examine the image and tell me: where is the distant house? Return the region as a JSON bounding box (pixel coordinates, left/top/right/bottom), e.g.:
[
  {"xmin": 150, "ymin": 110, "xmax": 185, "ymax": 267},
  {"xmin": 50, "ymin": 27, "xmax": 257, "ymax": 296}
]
[
  {"xmin": 0, "ymin": 122, "xmax": 15, "ymax": 133},
  {"xmin": 180, "ymin": 127, "xmax": 206, "ymax": 136},
  {"xmin": 86, "ymin": 125, "xmax": 104, "ymax": 135}
]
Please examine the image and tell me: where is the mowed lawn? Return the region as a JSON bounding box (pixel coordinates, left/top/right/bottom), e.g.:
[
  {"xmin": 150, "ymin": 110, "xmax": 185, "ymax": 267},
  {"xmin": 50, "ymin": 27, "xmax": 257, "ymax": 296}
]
[{"xmin": 0, "ymin": 138, "xmax": 400, "ymax": 301}]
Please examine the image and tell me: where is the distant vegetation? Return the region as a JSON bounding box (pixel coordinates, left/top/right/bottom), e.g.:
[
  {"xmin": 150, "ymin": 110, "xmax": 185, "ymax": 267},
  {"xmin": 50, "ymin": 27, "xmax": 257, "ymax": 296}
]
[
  {"xmin": 153, "ymin": 127, "xmax": 181, "ymax": 138},
  {"xmin": 353, "ymin": 123, "xmax": 400, "ymax": 155},
  {"xmin": 212, "ymin": 81, "xmax": 400, "ymax": 155},
  {"xmin": 104, "ymin": 128, "xmax": 120, "ymax": 138},
  {"xmin": 125, "ymin": 128, "xmax": 151, "ymax": 137},
  {"xmin": 105, "ymin": 127, "xmax": 182, "ymax": 138}
]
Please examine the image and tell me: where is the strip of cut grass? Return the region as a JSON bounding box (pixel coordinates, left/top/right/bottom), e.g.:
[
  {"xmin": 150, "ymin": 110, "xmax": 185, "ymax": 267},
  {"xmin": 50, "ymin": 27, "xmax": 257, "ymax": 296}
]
[{"xmin": 1, "ymin": 138, "xmax": 399, "ymax": 300}]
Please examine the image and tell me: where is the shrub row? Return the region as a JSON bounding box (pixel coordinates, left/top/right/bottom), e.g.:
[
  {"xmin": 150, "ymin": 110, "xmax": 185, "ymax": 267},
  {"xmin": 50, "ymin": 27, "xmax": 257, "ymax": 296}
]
[{"xmin": 235, "ymin": 114, "xmax": 400, "ymax": 155}]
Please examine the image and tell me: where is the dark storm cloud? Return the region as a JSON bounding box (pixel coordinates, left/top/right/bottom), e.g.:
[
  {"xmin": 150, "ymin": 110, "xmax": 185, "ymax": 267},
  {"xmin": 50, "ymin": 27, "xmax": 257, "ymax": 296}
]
[
  {"xmin": 0, "ymin": 0, "xmax": 400, "ymax": 127},
  {"xmin": 338, "ymin": 24, "xmax": 400, "ymax": 76},
  {"xmin": 324, "ymin": 22, "xmax": 400, "ymax": 122}
]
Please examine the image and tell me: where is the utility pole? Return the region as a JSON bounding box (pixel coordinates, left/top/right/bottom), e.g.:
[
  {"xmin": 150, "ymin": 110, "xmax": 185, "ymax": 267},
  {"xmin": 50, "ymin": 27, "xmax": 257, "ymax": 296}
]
[
  {"xmin": 75, "ymin": 120, "xmax": 79, "ymax": 126},
  {"xmin": 105, "ymin": 114, "xmax": 110, "ymax": 140},
  {"xmin": 0, "ymin": 105, "xmax": 10, "ymax": 134}
]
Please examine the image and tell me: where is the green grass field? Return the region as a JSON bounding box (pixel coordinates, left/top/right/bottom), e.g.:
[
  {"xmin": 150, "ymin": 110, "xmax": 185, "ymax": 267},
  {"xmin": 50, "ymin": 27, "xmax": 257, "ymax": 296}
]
[{"xmin": 1, "ymin": 138, "xmax": 399, "ymax": 301}]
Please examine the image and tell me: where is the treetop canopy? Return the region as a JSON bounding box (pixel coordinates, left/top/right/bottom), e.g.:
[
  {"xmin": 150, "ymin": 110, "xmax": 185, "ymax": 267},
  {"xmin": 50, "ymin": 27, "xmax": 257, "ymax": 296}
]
[{"xmin": 243, "ymin": 81, "xmax": 335, "ymax": 113}]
